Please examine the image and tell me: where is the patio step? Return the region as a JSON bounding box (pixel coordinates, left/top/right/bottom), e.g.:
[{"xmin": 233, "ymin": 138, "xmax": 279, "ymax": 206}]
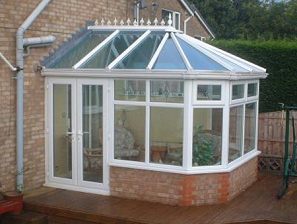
[{"xmin": 1, "ymin": 211, "xmax": 48, "ymax": 224}]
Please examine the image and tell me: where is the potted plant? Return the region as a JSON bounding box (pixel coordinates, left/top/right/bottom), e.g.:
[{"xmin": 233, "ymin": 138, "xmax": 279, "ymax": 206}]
[{"xmin": 192, "ymin": 125, "xmax": 215, "ymax": 166}]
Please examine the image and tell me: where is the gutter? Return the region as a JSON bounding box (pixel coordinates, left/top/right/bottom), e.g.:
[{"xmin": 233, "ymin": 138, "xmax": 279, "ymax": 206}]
[{"xmin": 16, "ymin": 0, "xmax": 52, "ymax": 192}]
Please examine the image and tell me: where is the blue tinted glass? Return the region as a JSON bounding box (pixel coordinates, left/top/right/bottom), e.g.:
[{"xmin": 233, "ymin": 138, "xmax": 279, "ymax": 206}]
[
  {"xmin": 153, "ymin": 38, "xmax": 186, "ymax": 70},
  {"xmin": 81, "ymin": 31, "xmax": 144, "ymax": 68},
  {"xmin": 115, "ymin": 32, "xmax": 164, "ymax": 69},
  {"xmin": 177, "ymin": 38, "xmax": 227, "ymax": 71},
  {"xmin": 49, "ymin": 31, "xmax": 112, "ymax": 68}
]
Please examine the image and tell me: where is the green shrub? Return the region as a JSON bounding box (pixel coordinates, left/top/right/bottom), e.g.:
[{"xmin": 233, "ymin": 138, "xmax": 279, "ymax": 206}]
[{"xmin": 209, "ymin": 40, "xmax": 297, "ymax": 112}]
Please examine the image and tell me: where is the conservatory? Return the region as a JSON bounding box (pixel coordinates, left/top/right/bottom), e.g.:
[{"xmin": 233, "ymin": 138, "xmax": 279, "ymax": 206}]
[{"xmin": 42, "ymin": 19, "xmax": 267, "ymax": 206}]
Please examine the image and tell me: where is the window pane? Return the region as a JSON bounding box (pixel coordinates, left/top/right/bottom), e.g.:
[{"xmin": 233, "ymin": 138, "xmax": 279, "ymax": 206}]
[
  {"xmin": 248, "ymin": 83, "xmax": 258, "ymax": 97},
  {"xmin": 81, "ymin": 31, "xmax": 144, "ymax": 68},
  {"xmin": 174, "ymin": 13, "xmax": 180, "ymax": 30},
  {"xmin": 150, "ymin": 80, "xmax": 184, "ymax": 103},
  {"xmin": 49, "ymin": 31, "xmax": 112, "ymax": 68},
  {"xmin": 229, "ymin": 106, "xmax": 243, "ymax": 162},
  {"xmin": 197, "ymin": 85, "xmax": 221, "ymax": 101},
  {"xmin": 114, "ymin": 80, "xmax": 146, "ymax": 101},
  {"xmin": 150, "ymin": 107, "xmax": 183, "ymax": 166},
  {"xmin": 115, "ymin": 32, "xmax": 164, "ymax": 69},
  {"xmin": 193, "ymin": 108, "xmax": 222, "ymax": 166},
  {"xmin": 82, "ymin": 85, "xmax": 103, "ymax": 183},
  {"xmin": 177, "ymin": 38, "xmax": 227, "ymax": 71},
  {"xmin": 153, "ymin": 37, "xmax": 186, "ymax": 69},
  {"xmin": 244, "ymin": 103, "xmax": 257, "ymax": 153},
  {"xmin": 161, "ymin": 9, "xmax": 173, "ymax": 25},
  {"xmin": 232, "ymin": 84, "xmax": 244, "ymax": 100},
  {"xmin": 53, "ymin": 84, "xmax": 72, "ymax": 179},
  {"xmin": 114, "ymin": 105, "xmax": 145, "ymax": 162}
]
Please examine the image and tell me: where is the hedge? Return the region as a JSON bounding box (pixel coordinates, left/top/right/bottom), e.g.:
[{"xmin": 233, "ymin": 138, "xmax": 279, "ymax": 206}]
[{"xmin": 209, "ymin": 40, "xmax": 297, "ymax": 112}]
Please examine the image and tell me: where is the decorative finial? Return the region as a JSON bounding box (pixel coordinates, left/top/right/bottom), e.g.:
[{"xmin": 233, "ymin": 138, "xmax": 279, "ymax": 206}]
[
  {"xmin": 160, "ymin": 19, "xmax": 165, "ymax": 26},
  {"xmin": 154, "ymin": 18, "xmax": 158, "ymax": 26},
  {"xmin": 94, "ymin": 19, "xmax": 99, "ymax": 26},
  {"xmin": 114, "ymin": 18, "xmax": 118, "ymax": 25},
  {"xmin": 140, "ymin": 18, "xmax": 144, "ymax": 26},
  {"xmin": 147, "ymin": 19, "xmax": 151, "ymax": 26},
  {"xmin": 127, "ymin": 18, "xmax": 131, "ymax": 26},
  {"xmin": 101, "ymin": 18, "xmax": 105, "ymax": 26},
  {"xmin": 168, "ymin": 14, "xmax": 173, "ymax": 26},
  {"xmin": 107, "ymin": 20, "xmax": 111, "ymax": 25},
  {"xmin": 120, "ymin": 19, "xmax": 124, "ymax": 26},
  {"xmin": 133, "ymin": 19, "xmax": 138, "ymax": 26}
]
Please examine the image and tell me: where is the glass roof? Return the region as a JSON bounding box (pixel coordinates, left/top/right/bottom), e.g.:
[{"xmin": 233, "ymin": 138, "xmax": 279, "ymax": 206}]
[
  {"xmin": 43, "ymin": 26, "xmax": 266, "ymax": 73},
  {"xmin": 153, "ymin": 37, "xmax": 186, "ymax": 70},
  {"xmin": 47, "ymin": 31, "xmax": 112, "ymax": 69},
  {"xmin": 115, "ymin": 32, "xmax": 164, "ymax": 69}
]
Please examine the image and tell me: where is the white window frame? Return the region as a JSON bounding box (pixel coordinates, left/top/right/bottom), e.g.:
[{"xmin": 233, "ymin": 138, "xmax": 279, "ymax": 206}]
[
  {"xmin": 230, "ymin": 82, "xmax": 246, "ymax": 105},
  {"xmin": 228, "ymin": 80, "xmax": 260, "ymax": 165},
  {"xmin": 111, "ymin": 79, "xmax": 185, "ymax": 170},
  {"xmin": 193, "ymin": 80, "xmax": 227, "ymax": 106},
  {"xmin": 247, "ymin": 81, "xmax": 259, "ymax": 100},
  {"xmin": 161, "ymin": 9, "xmax": 181, "ymax": 30},
  {"xmin": 109, "ymin": 79, "xmax": 260, "ymax": 174}
]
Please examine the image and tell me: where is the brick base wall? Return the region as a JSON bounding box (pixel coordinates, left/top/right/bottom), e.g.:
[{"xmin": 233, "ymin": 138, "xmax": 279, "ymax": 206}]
[{"xmin": 110, "ymin": 157, "xmax": 258, "ymax": 206}]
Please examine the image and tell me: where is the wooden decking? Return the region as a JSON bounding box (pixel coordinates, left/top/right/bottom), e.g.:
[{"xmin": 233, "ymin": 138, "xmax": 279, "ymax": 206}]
[{"xmin": 23, "ymin": 175, "xmax": 297, "ymax": 224}]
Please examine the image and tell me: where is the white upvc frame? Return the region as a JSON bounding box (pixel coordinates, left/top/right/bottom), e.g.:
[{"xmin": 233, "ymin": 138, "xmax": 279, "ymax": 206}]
[
  {"xmin": 45, "ymin": 76, "xmax": 261, "ymax": 179},
  {"xmin": 46, "ymin": 78, "xmax": 77, "ymax": 187},
  {"xmin": 73, "ymin": 30, "xmax": 120, "ymax": 69},
  {"xmin": 230, "ymin": 81, "xmax": 246, "ymax": 105},
  {"xmin": 228, "ymin": 80, "xmax": 260, "ymax": 164},
  {"xmin": 45, "ymin": 77, "xmax": 110, "ymax": 195},
  {"xmin": 147, "ymin": 33, "xmax": 169, "ymax": 69},
  {"xmin": 76, "ymin": 79, "xmax": 109, "ymax": 191},
  {"xmin": 108, "ymin": 30, "xmax": 151, "ymax": 69},
  {"xmin": 110, "ymin": 78, "xmax": 260, "ymax": 174},
  {"xmin": 111, "ymin": 79, "xmax": 185, "ymax": 169},
  {"xmin": 171, "ymin": 33, "xmax": 192, "ymax": 70},
  {"xmin": 192, "ymin": 80, "xmax": 227, "ymax": 106},
  {"xmin": 247, "ymin": 80, "xmax": 259, "ymax": 100}
]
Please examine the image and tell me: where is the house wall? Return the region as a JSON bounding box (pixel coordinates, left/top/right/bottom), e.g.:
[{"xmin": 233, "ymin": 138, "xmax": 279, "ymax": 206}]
[
  {"xmin": 127, "ymin": 0, "xmax": 212, "ymax": 38},
  {"xmin": 110, "ymin": 157, "xmax": 258, "ymax": 206},
  {"xmin": 0, "ymin": 0, "xmax": 213, "ymax": 193}
]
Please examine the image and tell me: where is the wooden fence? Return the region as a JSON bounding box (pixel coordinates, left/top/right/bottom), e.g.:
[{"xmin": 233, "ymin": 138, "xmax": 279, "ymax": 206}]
[{"xmin": 258, "ymin": 111, "xmax": 297, "ymax": 173}]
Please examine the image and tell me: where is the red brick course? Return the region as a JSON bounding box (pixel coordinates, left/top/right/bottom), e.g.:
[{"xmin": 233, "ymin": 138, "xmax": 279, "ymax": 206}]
[{"xmin": 110, "ymin": 157, "xmax": 258, "ymax": 206}]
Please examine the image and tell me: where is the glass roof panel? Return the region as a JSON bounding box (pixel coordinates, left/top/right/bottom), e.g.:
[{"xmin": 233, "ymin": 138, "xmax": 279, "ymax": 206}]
[
  {"xmin": 114, "ymin": 32, "xmax": 165, "ymax": 69},
  {"xmin": 153, "ymin": 37, "xmax": 186, "ymax": 70},
  {"xmin": 80, "ymin": 31, "xmax": 144, "ymax": 69},
  {"xmin": 49, "ymin": 31, "xmax": 112, "ymax": 68},
  {"xmin": 177, "ymin": 37, "xmax": 227, "ymax": 71}
]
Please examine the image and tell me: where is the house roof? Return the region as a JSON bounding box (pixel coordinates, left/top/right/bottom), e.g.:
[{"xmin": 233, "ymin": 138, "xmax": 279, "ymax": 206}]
[
  {"xmin": 178, "ymin": 0, "xmax": 215, "ymax": 39},
  {"xmin": 43, "ymin": 23, "xmax": 266, "ymax": 76}
]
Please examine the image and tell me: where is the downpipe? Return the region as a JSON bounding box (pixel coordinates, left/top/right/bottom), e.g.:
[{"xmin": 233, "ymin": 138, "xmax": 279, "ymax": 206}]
[{"xmin": 16, "ymin": 0, "xmax": 52, "ymax": 192}]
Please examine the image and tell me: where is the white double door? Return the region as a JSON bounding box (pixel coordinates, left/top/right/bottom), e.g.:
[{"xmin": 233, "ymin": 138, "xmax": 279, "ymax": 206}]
[{"xmin": 47, "ymin": 78, "xmax": 109, "ymax": 194}]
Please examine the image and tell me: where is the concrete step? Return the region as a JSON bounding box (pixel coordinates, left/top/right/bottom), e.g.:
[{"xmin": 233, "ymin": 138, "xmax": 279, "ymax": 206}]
[{"xmin": 1, "ymin": 211, "xmax": 47, "ymax": 224}]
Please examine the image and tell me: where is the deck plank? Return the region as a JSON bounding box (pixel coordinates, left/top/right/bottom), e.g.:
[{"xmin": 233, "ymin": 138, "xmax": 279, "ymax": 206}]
[{"xmin": 24, "ymin": 175, "xmax": 297, "ymax": 224}]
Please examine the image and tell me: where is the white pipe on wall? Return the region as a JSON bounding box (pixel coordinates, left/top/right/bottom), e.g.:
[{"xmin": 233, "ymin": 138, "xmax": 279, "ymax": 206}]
[
  {"xmin": 184, "ymin": 15, "xmax": 193, "ymax": 34},
  {"xmin": 23, "ymin": 35, "xmax": 56, "ymax": 47},
  {"xmin": 16, "ymin": 0, "xmax": 52, "ymax": 192}
]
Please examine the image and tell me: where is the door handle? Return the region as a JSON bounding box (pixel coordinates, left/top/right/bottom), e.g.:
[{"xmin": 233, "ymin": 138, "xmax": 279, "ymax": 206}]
[
  {"xmin": 77, "ymin": 131, "xmax": 89, "ymax": 136},
  {"xmin": 66, "ymin": 131, "xmax": 76, "ymax": 142}
]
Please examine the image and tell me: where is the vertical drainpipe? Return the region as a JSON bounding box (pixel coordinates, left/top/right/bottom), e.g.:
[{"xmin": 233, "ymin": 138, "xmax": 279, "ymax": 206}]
[
  {"xmin": 184, "ymin": 15, "xmax": 193, "ymax": 34},
  {"xmin": 16, "ymin": 0, "xmax": 52, "ymax": 192}
]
